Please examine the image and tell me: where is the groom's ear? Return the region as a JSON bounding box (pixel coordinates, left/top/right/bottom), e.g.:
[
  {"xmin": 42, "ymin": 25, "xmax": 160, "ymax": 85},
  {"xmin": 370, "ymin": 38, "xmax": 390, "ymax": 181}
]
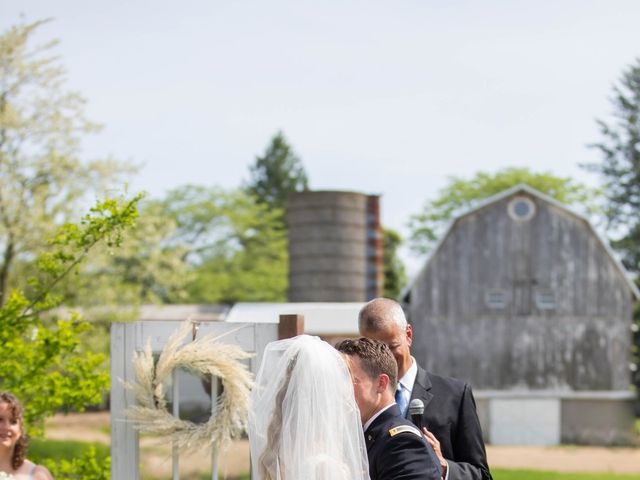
[{"xmin": 377, "ymin": 373, "xmax": 390, "ymax": 394}]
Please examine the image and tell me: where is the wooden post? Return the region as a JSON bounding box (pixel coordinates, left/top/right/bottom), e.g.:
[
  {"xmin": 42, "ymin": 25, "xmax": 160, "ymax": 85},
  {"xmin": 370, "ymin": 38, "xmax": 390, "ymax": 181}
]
[{"xmin": 278, "ymin": 314, "xmax": 304, "ymax": 339}]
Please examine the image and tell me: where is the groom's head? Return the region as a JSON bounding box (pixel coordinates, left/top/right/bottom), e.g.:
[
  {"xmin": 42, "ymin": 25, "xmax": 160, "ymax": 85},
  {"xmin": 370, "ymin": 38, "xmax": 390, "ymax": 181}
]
[{"xmin": 336, "ymin": 337, "xmax": 397, "ymax": 424}]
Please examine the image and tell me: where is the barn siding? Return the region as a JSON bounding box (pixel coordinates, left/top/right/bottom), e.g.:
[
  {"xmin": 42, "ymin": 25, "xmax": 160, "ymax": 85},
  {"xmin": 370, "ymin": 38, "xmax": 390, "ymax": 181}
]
[{"xmin": 409, "ymin": 191, "xmax": 634, "ymax": 392}]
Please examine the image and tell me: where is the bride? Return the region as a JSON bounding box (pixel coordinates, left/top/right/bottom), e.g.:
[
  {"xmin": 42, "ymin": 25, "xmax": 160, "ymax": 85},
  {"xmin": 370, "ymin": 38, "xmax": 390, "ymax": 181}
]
[{"xmin": 248, "ymin": 335, "xmax": 369, "ymax": 480}]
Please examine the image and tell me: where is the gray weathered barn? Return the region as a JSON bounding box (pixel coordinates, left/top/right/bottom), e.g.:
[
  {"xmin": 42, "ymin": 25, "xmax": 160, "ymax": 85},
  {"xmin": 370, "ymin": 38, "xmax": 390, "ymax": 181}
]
[{"xmin": 404, "ymin": 184, "xmax": 639, "ymax": 445}]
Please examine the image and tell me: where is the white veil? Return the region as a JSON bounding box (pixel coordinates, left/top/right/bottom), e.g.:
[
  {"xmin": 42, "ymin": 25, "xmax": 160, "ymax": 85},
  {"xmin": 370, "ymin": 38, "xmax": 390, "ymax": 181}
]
[{"xmin": 248, "ymin": 335, "xmax": 370, "ymax": 480}]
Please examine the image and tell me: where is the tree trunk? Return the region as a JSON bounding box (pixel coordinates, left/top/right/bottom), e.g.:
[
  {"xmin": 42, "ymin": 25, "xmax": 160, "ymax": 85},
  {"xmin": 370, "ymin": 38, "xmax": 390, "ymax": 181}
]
[{"xmin": 0, "ymin": 238, "xmax": 14, "ymax": 307}]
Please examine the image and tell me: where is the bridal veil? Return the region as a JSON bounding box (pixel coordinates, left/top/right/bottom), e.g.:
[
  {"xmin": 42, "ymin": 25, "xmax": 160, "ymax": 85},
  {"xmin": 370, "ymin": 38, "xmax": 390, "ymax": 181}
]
[{"xmin": 248, "ymin": 335, "xmax": 369, "ymax": 480}]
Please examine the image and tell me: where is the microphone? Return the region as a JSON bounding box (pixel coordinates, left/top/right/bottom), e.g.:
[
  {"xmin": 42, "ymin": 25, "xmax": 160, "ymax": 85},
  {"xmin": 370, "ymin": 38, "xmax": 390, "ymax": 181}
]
[{"xmin": 408, "ymin": 398, "xmax": 424, "ymax": 428}]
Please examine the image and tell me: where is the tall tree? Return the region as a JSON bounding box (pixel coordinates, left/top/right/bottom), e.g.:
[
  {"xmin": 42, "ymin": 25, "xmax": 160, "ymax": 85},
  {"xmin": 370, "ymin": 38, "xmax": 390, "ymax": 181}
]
[
  {"xmin": 409, "ymin": 167, "xmax": 600, "ymax": 255},
  {"xmin": 584, "ymin": 58, "xmax": 640, "ymax": 392},
  {"xmin": 0, "ymin": 195, "xmax": 140, "ymax": 432},
  {"xmin": 382, "ymin": 227, "xmax": 407, "ymax": 299},
  {"xmin": 59, "ymin": 185, "xmax": 289, "ymax": 308},
  {"xmin": 58, "ymin": 201, "xmax": 192, "ymax": 307},
  {"xmin": 245, "ymin": 131, "xmax": 309, "ymax": 213},
  {"xmin": 585, "ymin": 58, "xmax": 640, "ymax": 278},
  {"xmin": 0, "ymin": 20, "xmax": 133, "ymax": 305},
  {"xmin": 150, "ymin": 185, "xmax": 288, "ymax": 304}
]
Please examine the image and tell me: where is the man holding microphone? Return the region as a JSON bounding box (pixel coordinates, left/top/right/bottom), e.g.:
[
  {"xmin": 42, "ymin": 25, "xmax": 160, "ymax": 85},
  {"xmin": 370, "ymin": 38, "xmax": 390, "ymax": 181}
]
[{"xmin": 359, "ymin": 298, "xmax": 492, "ymax": 480}]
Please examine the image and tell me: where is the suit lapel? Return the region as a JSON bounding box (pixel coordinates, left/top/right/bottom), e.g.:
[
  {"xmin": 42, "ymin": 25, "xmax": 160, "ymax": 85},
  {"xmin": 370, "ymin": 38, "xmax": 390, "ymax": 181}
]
[{"xmin": 409, "ymin": 364, "xmax": 434, "ymax": 414}]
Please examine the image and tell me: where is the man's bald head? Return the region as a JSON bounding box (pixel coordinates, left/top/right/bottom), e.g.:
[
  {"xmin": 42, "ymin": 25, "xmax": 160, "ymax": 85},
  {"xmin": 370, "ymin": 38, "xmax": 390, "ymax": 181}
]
[
  {"xmin": 358, "ymin": 298, "xmax": 414, "ymax": 378},
  {"xmin": 358, "ymin": 297, "xmax": 407, "ymax": 333}
]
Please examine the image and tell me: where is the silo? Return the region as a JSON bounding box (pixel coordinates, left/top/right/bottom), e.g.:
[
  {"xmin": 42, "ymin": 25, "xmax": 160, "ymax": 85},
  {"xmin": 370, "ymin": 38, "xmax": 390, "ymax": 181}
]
[{"xmin": 287, "ymin": 190, "xmax": 383, "ymax": 302}]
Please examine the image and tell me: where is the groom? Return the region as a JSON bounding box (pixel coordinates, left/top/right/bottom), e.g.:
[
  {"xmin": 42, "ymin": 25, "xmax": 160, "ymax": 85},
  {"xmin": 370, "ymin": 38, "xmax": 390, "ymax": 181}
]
[{"xmin": 336, "ymin": 337, "xmax": 441, "ymax": 480}]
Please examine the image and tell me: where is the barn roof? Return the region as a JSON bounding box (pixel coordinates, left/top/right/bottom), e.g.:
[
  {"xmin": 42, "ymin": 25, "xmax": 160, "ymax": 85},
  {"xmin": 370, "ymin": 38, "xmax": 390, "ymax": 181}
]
[{"xmin": 403, "ymin": 183, "xmax": 640, "ymax": 301}]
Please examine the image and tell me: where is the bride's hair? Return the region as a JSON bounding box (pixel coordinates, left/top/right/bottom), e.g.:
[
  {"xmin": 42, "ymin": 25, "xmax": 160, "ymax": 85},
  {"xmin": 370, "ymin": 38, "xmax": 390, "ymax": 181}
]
[
  {"xmin": 259, "ymin": 354, "xmax": 299, "ymax": 480},
  {"xmin": 0, "ymin": 391, "xmax": 28, "ymax": 470}
]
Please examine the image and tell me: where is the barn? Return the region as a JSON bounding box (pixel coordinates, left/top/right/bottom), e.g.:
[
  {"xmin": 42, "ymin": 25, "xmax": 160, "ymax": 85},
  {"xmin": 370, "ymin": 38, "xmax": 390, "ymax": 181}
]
[{"xmin": 403, "ymin": 184, "xmax": 639, "ymax": 445}]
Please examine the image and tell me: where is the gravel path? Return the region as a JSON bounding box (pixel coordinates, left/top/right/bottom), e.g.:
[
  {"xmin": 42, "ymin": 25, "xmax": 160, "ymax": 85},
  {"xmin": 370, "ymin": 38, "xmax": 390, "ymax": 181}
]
[{"xmin": 487, "ymin": 445, "xmax": 640, "ymax": 474}]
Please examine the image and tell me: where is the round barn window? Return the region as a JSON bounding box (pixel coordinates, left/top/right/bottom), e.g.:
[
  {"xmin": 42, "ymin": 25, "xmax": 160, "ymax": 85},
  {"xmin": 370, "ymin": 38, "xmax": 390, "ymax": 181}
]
[{"xmin": 508, "ymin": 196, "xmax": 536, "ymax": 221}]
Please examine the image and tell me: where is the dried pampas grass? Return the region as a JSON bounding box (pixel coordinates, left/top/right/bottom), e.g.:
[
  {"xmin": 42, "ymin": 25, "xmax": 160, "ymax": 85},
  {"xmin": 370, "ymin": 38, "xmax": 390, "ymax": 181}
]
[{"xmin": 124, "ymin": 320, "xmax": 253, "ymax": 452}]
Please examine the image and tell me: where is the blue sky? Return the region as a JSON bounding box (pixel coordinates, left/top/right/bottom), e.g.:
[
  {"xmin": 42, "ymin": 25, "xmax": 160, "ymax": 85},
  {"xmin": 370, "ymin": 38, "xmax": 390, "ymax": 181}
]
[{"xmin": 2, "ymin": 0, "xmax": 640, "ymax": 272}]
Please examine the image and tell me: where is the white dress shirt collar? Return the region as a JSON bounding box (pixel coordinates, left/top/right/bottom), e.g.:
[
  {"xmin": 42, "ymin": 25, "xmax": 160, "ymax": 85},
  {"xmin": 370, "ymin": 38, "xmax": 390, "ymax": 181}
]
[{"xmin": 398, "ymin": 356, "xmax": 417, "ymax": 393}]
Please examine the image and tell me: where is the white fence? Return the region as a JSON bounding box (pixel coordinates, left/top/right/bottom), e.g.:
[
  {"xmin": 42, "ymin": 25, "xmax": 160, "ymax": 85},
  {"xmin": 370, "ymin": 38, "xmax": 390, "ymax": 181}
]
[{"xmin": 110, "ymin": 319, "xmax": 281, "ymax": 479}]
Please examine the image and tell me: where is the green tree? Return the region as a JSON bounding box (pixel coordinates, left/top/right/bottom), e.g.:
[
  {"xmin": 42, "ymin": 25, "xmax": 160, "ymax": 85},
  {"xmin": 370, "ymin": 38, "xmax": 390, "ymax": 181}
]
[
  {"xmin": 59, "ymin": 201, "xmax": 192, "ymax": 307},
  {"xmin": 408, "ymin": 167, "xmax": 600, "ymax": 255},
  {"xmin": 149, "ymin": 185, "xmax": 288, "ymax": 304},
  {"xmin": 0, "ymin": 19, "xmax": 133, "ymax": 305},
  {"xmin": 58, "ymin": 184, "xmax": 289, "ymax": 309},
  {"xmin": 245, "ymin": 131, "xmax": 309, "ymax": 213},
  {"xmin": 584, "ymin": 58, "xmax": 640, "ymax": 392},
  {"xmin": 41, "ymin": 446, "xmax": 110, "ymax": 480},
  {"xmin": 0, "ymin": 195, "xmax": 141, "ymax": 432},
  {"xmin": 383, "ymin": 227, "xmax": 407, "ymax": 299},
  {"xmin": 585, "ymin": 58, "xmax": 640, "ymax": 277}
]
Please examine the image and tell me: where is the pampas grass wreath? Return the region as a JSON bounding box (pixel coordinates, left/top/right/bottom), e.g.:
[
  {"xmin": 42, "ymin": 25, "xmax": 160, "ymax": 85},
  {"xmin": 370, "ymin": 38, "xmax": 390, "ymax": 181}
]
[{"xmin": 124, "ymin": 320, "xmax": 254, "ymax": 452}]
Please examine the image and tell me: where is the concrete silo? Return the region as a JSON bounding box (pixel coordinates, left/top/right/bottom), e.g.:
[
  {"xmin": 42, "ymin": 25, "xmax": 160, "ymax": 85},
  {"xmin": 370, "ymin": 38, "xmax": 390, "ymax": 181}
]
[{"xmin": 287, "ymin": 191, "xmax": 383, "ymax": 302}]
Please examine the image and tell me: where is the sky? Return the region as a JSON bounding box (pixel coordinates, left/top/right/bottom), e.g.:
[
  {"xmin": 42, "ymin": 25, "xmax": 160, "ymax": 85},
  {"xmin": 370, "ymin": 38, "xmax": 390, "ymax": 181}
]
[{"xmin": 2, "ymin": 0, "xmax": 640, "ymax": 273}]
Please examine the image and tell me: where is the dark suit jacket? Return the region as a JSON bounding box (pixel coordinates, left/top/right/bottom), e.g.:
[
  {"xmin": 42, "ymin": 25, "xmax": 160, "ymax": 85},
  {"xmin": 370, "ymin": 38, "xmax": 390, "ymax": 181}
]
[
  {"xmin": 408, "ymin": 364, "xmax": 492, "ymax": 480},
  {"xmin": 365, "ymin": 404, "xmax": 441, "ymax": 480}
]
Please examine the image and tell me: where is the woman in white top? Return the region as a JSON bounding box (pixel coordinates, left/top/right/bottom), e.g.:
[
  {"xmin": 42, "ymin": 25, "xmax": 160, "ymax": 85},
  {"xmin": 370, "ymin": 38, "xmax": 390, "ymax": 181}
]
[{"xmin": 0, "ymin": 392, "xmax": 53, "ymax": 480}]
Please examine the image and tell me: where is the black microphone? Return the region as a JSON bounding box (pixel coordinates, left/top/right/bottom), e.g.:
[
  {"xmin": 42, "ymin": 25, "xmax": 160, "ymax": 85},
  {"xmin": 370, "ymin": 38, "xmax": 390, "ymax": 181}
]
[{"xmin": 408, "ymin": 398, "xmax": 424, "ymax": 428}]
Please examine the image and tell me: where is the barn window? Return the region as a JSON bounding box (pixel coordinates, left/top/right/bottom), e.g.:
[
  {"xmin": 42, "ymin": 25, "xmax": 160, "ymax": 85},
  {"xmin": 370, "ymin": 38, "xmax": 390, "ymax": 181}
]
[
  {"xmin": 508, "ymin": 196, "xmax": 536, "ymax": 221},
  {"xmin": 485, "ymin": 289, "xmax": 507, "ymax": 309},
  {"xmin": 535, "ymin": 290, "xmax": 556, "ymax": 310}
]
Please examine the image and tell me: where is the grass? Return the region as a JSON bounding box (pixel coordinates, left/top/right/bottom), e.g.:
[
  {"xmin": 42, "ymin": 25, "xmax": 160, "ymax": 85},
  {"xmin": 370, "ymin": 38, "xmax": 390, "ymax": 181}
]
[
  {"xmin": 492, "ymin": 469, "xmax": 640, "ymax": 480},
  {"xmin": 28, "ymin": 437, "xmax": 110, "ymax": 463}
]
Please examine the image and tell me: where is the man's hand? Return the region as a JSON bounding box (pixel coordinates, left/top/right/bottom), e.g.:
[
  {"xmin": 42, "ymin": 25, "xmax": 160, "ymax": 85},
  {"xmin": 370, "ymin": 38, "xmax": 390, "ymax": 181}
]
[{"xmin": 422, "ymin": 427, "xmax": 448, "ymax": 479}]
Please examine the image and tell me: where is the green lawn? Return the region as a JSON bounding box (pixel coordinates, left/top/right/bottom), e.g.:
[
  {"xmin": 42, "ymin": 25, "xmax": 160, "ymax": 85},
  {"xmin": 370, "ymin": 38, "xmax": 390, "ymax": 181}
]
[
  {"xmin": 29, "ymin": 437, "xmax": 110, "ymax": 463},
  {"xmin": 492, "ymin": 469, "xmax": 640, "ymax": 480}
]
